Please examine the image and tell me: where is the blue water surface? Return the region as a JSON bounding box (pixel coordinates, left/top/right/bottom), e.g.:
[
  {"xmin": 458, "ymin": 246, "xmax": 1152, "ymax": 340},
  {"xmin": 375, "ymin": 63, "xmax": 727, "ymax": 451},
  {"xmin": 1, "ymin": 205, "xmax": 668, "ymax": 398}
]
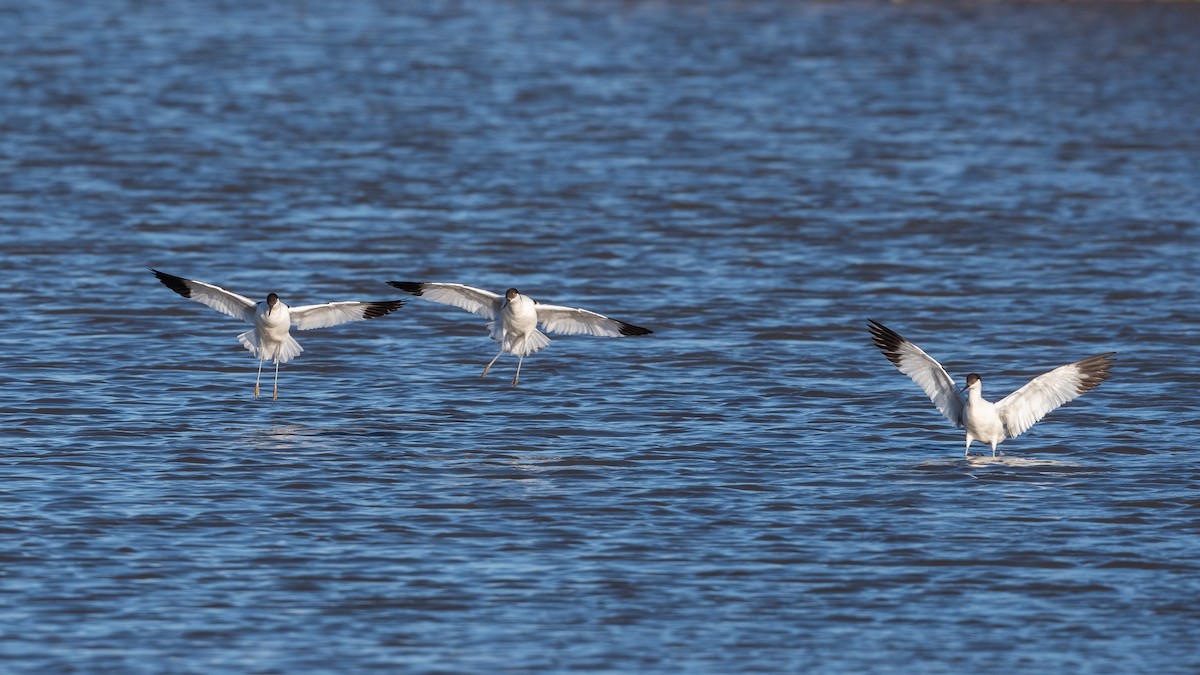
[{"xmin": 1, "ymin": 1, "xmax": 1198, "ymax": 672}]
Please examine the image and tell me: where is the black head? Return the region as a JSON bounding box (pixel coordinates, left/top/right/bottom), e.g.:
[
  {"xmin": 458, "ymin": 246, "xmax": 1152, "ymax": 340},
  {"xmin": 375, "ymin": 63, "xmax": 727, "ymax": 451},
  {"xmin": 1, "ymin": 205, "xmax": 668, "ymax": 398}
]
[
  {"xmin": 266, "ymin": 292, "xmax": 279, "ymax": 306},
  {"xmin": 505, "ymin": 288, "xmax": 519, "ymax": 301},
  {"xmin": 965, "ymin": 373, "xmax": 981, "ymax": 387}
]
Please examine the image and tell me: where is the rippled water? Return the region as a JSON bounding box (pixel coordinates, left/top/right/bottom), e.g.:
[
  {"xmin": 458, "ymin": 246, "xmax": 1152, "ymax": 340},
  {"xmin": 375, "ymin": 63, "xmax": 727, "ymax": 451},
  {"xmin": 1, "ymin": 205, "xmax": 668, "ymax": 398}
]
[{"xmin": 2, "ymin": 1, "xmax": 1199, "ymax": 672}]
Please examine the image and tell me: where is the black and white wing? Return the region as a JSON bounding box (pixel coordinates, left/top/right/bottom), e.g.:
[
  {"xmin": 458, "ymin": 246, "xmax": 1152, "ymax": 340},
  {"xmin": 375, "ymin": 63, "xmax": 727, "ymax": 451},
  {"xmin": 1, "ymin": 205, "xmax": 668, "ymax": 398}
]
[
  {"xmin": 290, "ymin": 300, "xmax": 405, "ymax": 330},
  {"xmin": 996, "ymin": 352, "xmax": 1115, "ymax": 438},
  {"xmin": 535, "ymin": 303, "xmax": 652, "ymax": 337},
  {"xmin": 868, "ymin": 320, "xmax": 964, "ymax": 428},
  {"xmin": 386, "ymin": 282, "xmax": 503, "ymax": 320},
  {"xmin": 152, "ymin": 269, "xmax": 256, "ymax": 322}
]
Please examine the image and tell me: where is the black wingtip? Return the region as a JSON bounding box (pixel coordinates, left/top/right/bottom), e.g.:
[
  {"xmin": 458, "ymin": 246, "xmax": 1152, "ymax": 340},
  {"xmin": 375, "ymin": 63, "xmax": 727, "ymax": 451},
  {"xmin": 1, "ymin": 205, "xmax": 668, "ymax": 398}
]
[
  {"xmin": 152, "ymin": 268, "xmax": 192, "ymax": 299},
  {"xmin": 387, "ymin": 281, "xmax": 425, "ymax": 296},
  {"xmin": 362, "ymin": 299, "xmax": 406, "ymax": 319},
  {"xmin": 867, "ymin": 319, "xmax": 906, "ymax": 367},
  {"xmin": 1075, "ymin": 352, "xmax": 1116, "ymax": 394},
  {"xmin": 618, "ymin": 321, "xmax": 652, "ymax": 337}
]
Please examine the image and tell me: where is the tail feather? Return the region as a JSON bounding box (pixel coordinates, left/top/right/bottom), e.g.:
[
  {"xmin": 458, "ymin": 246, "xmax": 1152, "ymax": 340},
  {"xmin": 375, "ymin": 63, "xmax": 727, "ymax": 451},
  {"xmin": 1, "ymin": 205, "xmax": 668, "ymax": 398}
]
[
  {"xmin": 509, "ymin": 329, "xmax": 551, "ymax": 357},
  {"xmin": 238, "ymin": 330, "xmax": 304, "ymax": 364},
  {"xmin": 237, "ymin": 330, "xmax": 258, "ymax": 357},
  {"xmin": 487, "ymin": 323, "xmax": 552, "ymax": 357}
]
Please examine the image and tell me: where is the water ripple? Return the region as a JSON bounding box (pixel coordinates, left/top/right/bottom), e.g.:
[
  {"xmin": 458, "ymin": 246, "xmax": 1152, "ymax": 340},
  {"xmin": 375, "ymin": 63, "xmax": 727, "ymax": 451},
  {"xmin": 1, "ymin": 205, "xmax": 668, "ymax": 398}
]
[{"xmin": 1, "ymin": 1, "xmax": 1199, "ymax": 673}]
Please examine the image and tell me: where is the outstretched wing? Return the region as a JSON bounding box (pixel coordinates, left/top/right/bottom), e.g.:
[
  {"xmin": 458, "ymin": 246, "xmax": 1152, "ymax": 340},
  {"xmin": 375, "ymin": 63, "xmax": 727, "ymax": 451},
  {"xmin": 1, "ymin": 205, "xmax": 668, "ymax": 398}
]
[
  {"xmin": 997, "ymin": 352, "xmax": 1115, "ymax": 438},
  {"xmin": 868, "ymin": 320, "xmax": 964, "ymax": 428},
  {"xmin": 536, "ymin": 303, "xmax": 652, "ymax": 337},
  {"xmin": 386, "ymin": 282, "xmax": 502, "ymax": 320},
  {"xmin": 152, "ymin": 268, "xmax": 256, "ymax": 322},
  {"xmin": 289, "ymin": 300, "xmax": 405, "ymax": 331}
]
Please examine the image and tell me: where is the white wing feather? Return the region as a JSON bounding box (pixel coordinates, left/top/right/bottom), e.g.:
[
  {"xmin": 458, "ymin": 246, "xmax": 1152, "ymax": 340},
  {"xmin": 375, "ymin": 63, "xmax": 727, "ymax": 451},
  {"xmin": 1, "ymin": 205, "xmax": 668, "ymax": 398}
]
[
  {"xmin": 389, "ymin": 282, "xmax": 501, "ymax": 320},
  {"xmin": 289, "ymin": 301, "xmax": 403, "ymax": 331},
  {"xmin": 152, "ymin": 269, "xmax": 256, "ymax": 322},
  {"xmin": 536, "ymin": 304, "xmax": 638, "ymax": 337},
  {"xmin": 997, "ymin": 353, "xmax": 1115, "ymax": 438},
  {"xmin": 869, "ymin": 321, "xmax": 964, "ymax": 428}
]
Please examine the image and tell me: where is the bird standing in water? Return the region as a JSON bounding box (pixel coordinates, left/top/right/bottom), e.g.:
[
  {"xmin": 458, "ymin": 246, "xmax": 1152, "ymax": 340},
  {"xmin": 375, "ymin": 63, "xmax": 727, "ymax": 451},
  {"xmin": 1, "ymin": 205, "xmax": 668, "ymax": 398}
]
[{"xmin": 868, "ymin": 319, "xmax": 1114, "ymax": 457}]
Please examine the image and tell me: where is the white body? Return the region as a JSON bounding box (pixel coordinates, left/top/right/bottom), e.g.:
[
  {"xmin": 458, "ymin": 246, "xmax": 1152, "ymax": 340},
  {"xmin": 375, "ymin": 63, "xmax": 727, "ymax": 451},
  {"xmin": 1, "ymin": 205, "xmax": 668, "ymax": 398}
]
[
  {"xmin": 238, "ymin": 299, "xmax": 304, "ymax": 364},
  {"xmin": 963, "ymin": 381, "xmax": 1008, "ymax": 455},
  {"xmin": 489, "ymin": 290, "xmax": 551, "ymax": 359}
]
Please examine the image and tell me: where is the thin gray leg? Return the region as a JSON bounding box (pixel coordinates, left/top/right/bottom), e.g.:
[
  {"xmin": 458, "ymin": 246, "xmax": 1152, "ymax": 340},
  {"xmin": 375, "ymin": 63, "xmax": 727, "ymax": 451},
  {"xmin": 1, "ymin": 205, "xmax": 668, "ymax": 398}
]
[
  {"xmin": 512, "ymin": 355, "xmax": 524, "ymax": 386},
  {"xmin": 273, "ymin": 347, "xmax": 281, "ymax": 400},
  {"xmin": 481, "ymin": 348, "xmax": 504, "ymax": 378}
]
